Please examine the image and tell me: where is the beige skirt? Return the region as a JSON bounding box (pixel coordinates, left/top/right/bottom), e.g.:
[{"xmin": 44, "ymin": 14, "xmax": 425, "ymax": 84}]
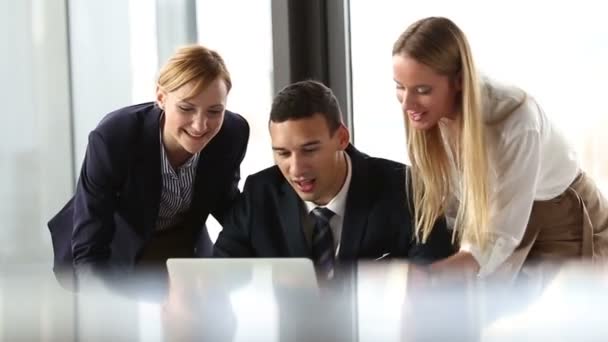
[{"xmin": 508, "ymin": 172, "xmax": 608, "ymax": 278}]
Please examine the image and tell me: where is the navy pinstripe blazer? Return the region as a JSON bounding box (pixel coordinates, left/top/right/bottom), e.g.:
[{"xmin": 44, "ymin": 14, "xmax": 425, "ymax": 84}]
[{"xmin": 48, "ymin": 102, "xmax": 249, "ymax": 285}]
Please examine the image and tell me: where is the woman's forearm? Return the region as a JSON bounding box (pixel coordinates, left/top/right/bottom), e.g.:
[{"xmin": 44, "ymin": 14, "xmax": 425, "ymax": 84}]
[{"xmin": 429, "ymin": 250, "xmax": 480, "ymax": 276}]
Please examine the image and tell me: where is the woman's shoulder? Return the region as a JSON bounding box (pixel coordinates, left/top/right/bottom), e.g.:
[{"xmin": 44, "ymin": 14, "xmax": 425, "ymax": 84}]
[
  {"xmin": 90, "ymin": 102, "xmax": 160, "ymax": 157},
  {"xmin": 222, "ymin": 109, "xmax": 250, "ymax": 134},
  {"xmin": 213, "ymin": 109, "xmax": 250, "ymax": 150},
  {"xmin": 95, "ymin": 102, "xmax": 158, "ymax": 134},
  {"xmin": 482, "ymin": 77, "xmax": 542, "ymax": 137}
]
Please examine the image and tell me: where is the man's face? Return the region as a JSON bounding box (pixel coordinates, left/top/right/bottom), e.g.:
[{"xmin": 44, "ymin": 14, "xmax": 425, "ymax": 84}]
[{"xmin": 269, "ymin": 113, "xmax": 349, "ymax": 205}]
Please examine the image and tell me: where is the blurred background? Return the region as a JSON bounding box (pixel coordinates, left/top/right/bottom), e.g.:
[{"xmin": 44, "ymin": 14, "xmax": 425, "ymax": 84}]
[
  {"xmin": 1, "ymin": 0, "xmax": 607, "ymax": 340},
  {"xmin": 3, "ymin": 0, "xmax": 606, "ymax": 266}
]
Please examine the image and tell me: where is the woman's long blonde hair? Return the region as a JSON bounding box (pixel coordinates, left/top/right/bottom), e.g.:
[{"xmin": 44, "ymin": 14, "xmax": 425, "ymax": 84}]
[{"xmin": 393, "ymin": 17, "xmax": 489, "ymax": 250}]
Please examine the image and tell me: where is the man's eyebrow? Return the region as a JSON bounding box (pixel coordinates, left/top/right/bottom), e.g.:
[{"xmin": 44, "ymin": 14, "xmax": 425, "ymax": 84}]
[
  {"xmin": 272, "ymin": 140, "xmax": 321, "ymax": 151},
  {"xmin": 301, "ymin": 141, "xmax": 321, "ymax": 148}
]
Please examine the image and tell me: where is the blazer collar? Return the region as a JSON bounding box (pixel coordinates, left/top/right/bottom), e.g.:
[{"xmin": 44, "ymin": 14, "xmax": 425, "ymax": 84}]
[
  {"xmin": 338, "ymin": 144, "xmax": 371, "ymax": 258},
  {"xmin": 139, "ymin": 105, "xmax": 163, "ymax": 235},
  {"xmin": 187, "ymin": 111, "xmax": 236, "ymax": 225},
  {"xmin": 278, "ymin": 176, "xmax": 313, "ymax": 257}
]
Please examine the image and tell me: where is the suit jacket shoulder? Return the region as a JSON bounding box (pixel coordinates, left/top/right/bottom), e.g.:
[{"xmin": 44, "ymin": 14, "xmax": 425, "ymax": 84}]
[
  {"xmin": 244, "ymin": 166, "xmax": 283, "ymax": 189},
  {"xmin": 346, "ymin": 146, "xmax": 408, "ymax": 206},
  {"xmin": 94, "ymin": 102, "xmax": 156, "ymax": 146},
  {"xmin": 204, "ymin": 110, "xmax": 250, "ymax": 166},
  {"xmin": 86, "ymin": 103, "xmax": 160, "ymax": 180},
  {"xmin": 361, "ymin": 155, "xmax": 406, "ymax": 189}
]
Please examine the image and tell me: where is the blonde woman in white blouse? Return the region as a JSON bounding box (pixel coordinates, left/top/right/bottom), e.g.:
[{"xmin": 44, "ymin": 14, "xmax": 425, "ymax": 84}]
[{"xmin": 391, "ymin": 16, "xmax": 608, "ymax": 281}]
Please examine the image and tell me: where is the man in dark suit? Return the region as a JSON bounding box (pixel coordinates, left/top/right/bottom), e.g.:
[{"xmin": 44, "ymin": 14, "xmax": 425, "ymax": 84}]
[
  {"xmin": 214, "ymin": 80, "xmax": 453, "ymax": 269},
  {"xmin": 214, "ymin": 80, "xmax": 453, "ymax": 341}
]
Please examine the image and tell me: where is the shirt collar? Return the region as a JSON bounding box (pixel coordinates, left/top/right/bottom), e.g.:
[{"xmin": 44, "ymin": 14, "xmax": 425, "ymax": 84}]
[{"xmin": 304, "ymin": 152, "xmax": 352, "ymax": 218}]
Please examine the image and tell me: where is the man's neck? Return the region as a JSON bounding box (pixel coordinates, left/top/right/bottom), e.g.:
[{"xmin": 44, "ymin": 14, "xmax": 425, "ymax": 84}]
[{"xmin": 314, "ymin": 151, "xmax": 348, "ymax": 206}]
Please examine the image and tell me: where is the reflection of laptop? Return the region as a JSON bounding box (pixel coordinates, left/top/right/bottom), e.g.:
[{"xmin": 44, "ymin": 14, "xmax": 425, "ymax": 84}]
[
  {"xmin": 166, "ymin": 258, "xmax": 319, "ymax": 291},
  {"xmin": 166, "ymin": 259, "xmax": 356, "ymax": 341}
]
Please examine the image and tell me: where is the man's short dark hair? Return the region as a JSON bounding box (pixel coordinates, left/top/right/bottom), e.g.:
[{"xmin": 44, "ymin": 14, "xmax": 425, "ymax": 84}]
[{"xmin": 269, "ymin": 80, "xmax": 343, "ymax": 133}]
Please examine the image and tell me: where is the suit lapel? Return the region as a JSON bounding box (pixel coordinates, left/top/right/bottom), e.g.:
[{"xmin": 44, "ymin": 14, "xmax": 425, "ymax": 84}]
[
  {"xmin": 187, "ymin": 116, "xmax": 237, "ymax": 223},
  {"xmin": 187, "ymin": 139, "xmax": 218, "ymax": 223},
  {"xmin": 278, "ymin": 180, "xmax": 310, "ymax": 257},
  {"xmin": 139, "ymin": 106, "xmax": 163, "ymax": 237},
  {"xmin": 339, "ymin": 145, "xmax": 371, "ymax": 259}
]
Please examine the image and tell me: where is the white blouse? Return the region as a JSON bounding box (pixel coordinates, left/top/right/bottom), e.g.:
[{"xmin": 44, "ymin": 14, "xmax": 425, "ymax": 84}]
[{"xmin": 448, "ymin": 78, "xmax": 580, "ymax": 277}]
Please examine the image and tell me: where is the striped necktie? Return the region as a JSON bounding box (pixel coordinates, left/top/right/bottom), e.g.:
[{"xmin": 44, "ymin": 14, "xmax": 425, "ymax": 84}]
[{"xmin": 310, "ymin": 207, "xmax": 336, "ymax": 279}]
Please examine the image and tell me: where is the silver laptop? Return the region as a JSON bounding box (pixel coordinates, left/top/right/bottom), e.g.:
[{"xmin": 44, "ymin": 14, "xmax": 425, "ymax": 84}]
[
  {"xmin": 166, "ymin": 258, "xmax": 319, "ymax": 292},
  {"xmin": 164, "ymin": 258, "xmax": 364, "ymax": 341}
]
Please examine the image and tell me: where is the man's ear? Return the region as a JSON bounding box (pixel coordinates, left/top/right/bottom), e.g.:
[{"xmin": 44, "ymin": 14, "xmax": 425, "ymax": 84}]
[
  {"xmin": 336, "ymin": 124, "xmax": 351, "ymax": 150},
  {"xmin": 156, "ymin": 86, "xmax": 167, "ymax": 109}
]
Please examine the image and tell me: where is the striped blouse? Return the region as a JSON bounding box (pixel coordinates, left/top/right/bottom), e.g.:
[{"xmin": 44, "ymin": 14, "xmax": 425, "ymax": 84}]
[{"xmin": 155, "ymin": 128, "xmax": 200, "ymax": 231}]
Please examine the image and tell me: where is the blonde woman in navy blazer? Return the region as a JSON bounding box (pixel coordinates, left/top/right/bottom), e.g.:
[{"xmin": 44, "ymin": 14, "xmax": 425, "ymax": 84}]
[{"xmin": 48, "ymin": 45, "xmax": 249, "ymax": 287}]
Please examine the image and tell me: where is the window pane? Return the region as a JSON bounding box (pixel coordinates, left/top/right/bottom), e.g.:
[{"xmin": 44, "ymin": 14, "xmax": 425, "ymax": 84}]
[
  {"xmin": 70, "ymin": 0, "xmax": 158, "ymax": 173},
  {"xmin": 0, "ymin": 1, "xmax": 72, "ymax": 264},
  {"xmin": 196, "ymin": 0, "xmax": 275, "ymax": 240},
  {"xmin": 0, "ymin": 1, "xmax": 76, "ymax": 339}
]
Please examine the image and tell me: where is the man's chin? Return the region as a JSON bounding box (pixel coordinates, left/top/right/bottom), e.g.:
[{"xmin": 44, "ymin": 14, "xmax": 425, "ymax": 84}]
[{"xmin": 293, "ymin": 190, "xmax": 316, "ymax": 202}]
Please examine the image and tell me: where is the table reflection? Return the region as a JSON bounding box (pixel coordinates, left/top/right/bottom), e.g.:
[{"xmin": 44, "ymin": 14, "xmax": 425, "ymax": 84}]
[{"xmin": 1, "ymin": 260, "xmax": 606, "ymax": 341}]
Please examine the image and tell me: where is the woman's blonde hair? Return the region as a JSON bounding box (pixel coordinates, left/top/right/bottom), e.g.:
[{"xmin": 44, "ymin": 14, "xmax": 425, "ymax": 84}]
[
  {"xmin": 392, "ymin": 17, "xmax": 489, "ymax": 250},
  {"xmin": 157, "ymin": 44, "xmax": 231, "ymax": 98}
]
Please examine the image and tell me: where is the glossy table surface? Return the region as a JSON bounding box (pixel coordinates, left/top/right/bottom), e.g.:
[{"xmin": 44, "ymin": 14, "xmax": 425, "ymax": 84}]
[{"xmin": 2, "ymin": 260, "xmax": 607, "ymax": 341}]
